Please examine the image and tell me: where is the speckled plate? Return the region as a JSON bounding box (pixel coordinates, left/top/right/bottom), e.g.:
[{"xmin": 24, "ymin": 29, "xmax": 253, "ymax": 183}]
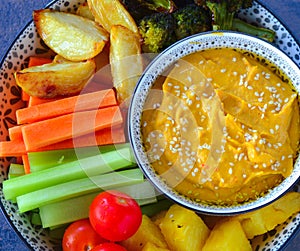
[{"xmin": 0, "ymin": 0, "xmax": 299, "ymax": 250}]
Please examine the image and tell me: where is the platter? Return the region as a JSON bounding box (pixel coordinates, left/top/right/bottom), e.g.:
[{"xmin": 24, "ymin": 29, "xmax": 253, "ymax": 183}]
[{"xmin": 0, "ymin": 0, "xmax": 299, "ymax": 250}]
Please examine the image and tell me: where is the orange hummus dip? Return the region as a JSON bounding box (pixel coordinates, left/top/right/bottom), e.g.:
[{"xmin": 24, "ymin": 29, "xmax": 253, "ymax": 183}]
[{"xmin": 141, "ymin": 48, "xmax": 300, "ymax": 205}]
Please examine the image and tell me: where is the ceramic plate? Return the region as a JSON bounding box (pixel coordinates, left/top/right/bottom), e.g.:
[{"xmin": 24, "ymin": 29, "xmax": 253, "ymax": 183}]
[{"xmin": 0, "ymin": 0, "xmax": 299, "ymax": 250}]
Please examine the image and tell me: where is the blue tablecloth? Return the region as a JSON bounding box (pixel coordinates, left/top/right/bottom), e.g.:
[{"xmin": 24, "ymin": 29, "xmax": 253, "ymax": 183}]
[{"xmin": 0, "ymin": 0, "xmax": 299, "ymax": 250}]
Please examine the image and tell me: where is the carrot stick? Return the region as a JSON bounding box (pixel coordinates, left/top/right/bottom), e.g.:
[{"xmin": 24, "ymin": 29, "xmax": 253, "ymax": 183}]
[
  {"xmin": 28, "ymin": 56, "xmax": 52, "ymax": 67},
  {"xmin": 8, "ymin": 126, "xmax": 23, "ymax": 140},
  {"xmin": 22, "ymin": 91, "xmax": 30, "ymax": 102},
  {"xmin": 16, "ymin": 89, "xmax": 117, "ymax": 124},
  {"xmin": 22, "ymin": 106, "xmax": 123, "ymax": 151},
  {"xmin": 22, "ymin": 155, "xmax": 30, "ymax": 174},
  {"xmin": 0, "ymin": 139, "xmax": 27, "ymax": 156},
  {"xmin": 28, "ymin": 96, "xmax": 61, "ymax": 107},
  {"xmin": 38, "ymin": 126, "xmax": 125, "ymax": 151}
]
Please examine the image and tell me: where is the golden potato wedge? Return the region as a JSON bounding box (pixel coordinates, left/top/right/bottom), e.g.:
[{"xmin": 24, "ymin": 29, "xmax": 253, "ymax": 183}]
[
  {"xmin": 202, "ymin": 220, "xmax": 252, "ymax": 251},
  {"xmin": 231, "ymin": 192, "xmax": 300, "ymax": 239},
  {"xmin": 120, "ymin": 215, "xmax": 168, "ymax": 251},
  {"xmin": 76, "ymin": 2, "xmax": 95, "ymax": 20},
  {"xmin": 159, "ymin": 204, "xmax": 210, "ymax": 251},
  {"xmin": 110, "ymin": 25, "xmax": 143, "ymax": 105},
  {"xmin": 87, "ymin": 0, "xmax": 139, "ymax": 35},
  {"xmin": 14, "ymin": 60, "xmax": 96, "ymax": 98},
  {"xmin": 33, "ymin": 9, "xmax": 109, "ymax": 61}
]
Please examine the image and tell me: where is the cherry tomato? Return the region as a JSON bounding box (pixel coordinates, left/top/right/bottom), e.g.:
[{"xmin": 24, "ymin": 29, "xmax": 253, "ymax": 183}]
[
  {"xmin": 62, "ymin": 218, "xmax": 107, "ymax": 251},
  {"xmin": 91, "ymin": 242, "xmax": 127, "ymax": 251},
  {"xmin": 89, "ymin": 190, "xmax": 142, "ymax": 242}
]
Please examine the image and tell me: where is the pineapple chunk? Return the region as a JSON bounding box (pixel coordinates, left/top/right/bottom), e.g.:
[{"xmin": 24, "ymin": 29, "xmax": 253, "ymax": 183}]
[
  {"xmin": 231, "ymin": 192, "xmax": 300, "ymax": 239},
  {"xmin": 202, "ymin": 220, "xmax": 252, "ymax": 251},
  {"xmin": 142, "ymin": 242, "xmax": 170, "ymax": 251},
  {"xmin": 120, "ymin": 215, "xmax": 168, "ymax": 251},
  {"xmin": 151, "ymin": 210, "xmax": 168, "ymax": 227},
  {"xmin": 159, "ymin": 204, "xmax": 210, "ymax": 251}
]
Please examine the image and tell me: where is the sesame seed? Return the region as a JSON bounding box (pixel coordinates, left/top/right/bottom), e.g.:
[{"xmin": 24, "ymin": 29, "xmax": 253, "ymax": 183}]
[
  {"xmin": 228, "ymin": 168, "xmax": 233, "ymax": 175},
  {"xmin": 232, "ymin": 57, "xmax": 237, "ymax": 62},
  {"xmin": 221, "ymin": 68, "xmax": 226, "ymax": 73}
]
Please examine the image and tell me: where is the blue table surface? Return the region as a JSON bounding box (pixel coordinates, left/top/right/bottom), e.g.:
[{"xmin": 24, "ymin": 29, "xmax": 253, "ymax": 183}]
[{"xmin": 0, "ymin": 0, "xmax": 299, "ymax": 250}]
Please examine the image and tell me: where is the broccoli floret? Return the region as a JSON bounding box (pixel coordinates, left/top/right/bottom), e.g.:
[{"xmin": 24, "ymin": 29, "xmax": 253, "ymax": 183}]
[
  {"xmin": 173, "ymin": 4, "xmax": 212, "ymax": 40},
  {"xmin": 138, "ymin": 12, "xmax": 177, "ymax": 53},
  {"xmin": 195, "ymin": 0, "xmax": 275, "ymax": 42},
  {"xmin": 122, "ymin": 0, "xmax": 177, "ymax": 21},
  {"xmin": 205, "ymin": 0, "xmax": 252, "ymax": 30}
]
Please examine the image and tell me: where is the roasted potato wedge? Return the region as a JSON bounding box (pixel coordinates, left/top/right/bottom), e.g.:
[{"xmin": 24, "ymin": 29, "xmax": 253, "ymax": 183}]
[
  {"xmin": 110, "ymin": 25, "xmax": 143, "ymax": 105},
  {"xmin": 33, "ymin": 9, "xmax": 109, "ymax": 61},
  {"xmin": 87, "ymin": 0, "xmax": 139, "ymax": 35},
  {"xmin": 76, "ymin": 2, "xmax": 95, "ymax": 20},
  {"xmin": 14, "ymin": 60, "xmax": 96, "ymax": 98}
]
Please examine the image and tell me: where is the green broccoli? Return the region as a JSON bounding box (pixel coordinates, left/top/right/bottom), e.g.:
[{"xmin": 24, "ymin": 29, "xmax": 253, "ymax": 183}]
[
  {"xmin": 122, "ymin": 0, "xmax": 177, "ymax": 21},
  {"xmin": 138, "ymin": 12, "xmax": 177, "ymax": 53},
  {"xmin": 173, "ymin": 4, "xmax": 212, "ymax": 40},
  {"xmin": 195, "ymin": 0, "xmax": 276, "ymax": 42},
  {"xmin": 138, "ymin": 3, "xmax": 213, "ymax": 53}
]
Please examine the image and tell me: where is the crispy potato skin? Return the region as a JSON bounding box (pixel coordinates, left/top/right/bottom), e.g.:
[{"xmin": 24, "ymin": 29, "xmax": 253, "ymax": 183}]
[
  {"xmin": 14, "ymin": 60, "xmax": 96, "ymax": 98},
  {"xmin": 33, "ymin": 9, "xmax": 109, "ymax": 61},
  {"xmin": 109, "ymin": 25, "xmax": 143, "ymax": 106}
]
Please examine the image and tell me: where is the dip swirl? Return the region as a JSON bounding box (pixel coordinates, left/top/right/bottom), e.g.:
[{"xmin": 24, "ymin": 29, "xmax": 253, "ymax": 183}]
[{"xmin": 141, "ymin": 48, "xmax": 300, "ymax": 205}]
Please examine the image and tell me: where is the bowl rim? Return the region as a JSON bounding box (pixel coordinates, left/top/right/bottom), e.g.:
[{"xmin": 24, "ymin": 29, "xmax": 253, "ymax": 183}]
[{"xmin": 128, "ymin": 30, "xmax": 300, "ymax": 215}]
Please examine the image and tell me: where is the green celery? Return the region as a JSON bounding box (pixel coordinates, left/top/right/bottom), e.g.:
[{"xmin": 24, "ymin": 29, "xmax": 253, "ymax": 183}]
[
  {"xmin": 17, "ymin": 168, "xmax": 143, "ymax": 213},
  {"xmin": 8, "ymin": 163, "xmax": 24, "ymax": 179},
  {"xmin": 39, "ymin": 181, "xmax": 157, "ymax": 228},
  {"xmin": 29, "ymin": 143, "xmax": 128, "ymax": 172},
  {"xmin": 30, "ymin": 212, "xmax": 42, "ymax": 226},
  {"xmin": 3, "ymin": 145, "xmax": 135, "ymax": 201}
]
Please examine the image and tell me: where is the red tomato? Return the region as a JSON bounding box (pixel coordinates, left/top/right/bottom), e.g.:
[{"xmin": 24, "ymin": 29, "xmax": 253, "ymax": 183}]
[
  {"xmin": 89, "ymin": 190, "xmax": 142, "ymax": 242},
  {"xmin": 91, "ymin": 242, "xmax": 127, "ymax": 251},
  {"xmin": 62, "ymin": 219, "xmax": 107, "ymax": 251}
]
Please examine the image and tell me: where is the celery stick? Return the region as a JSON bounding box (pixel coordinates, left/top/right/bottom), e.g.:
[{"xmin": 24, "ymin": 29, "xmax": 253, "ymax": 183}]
[
  {"xmin": 3, "ymin": 145, "xmax": 135, "ymax": 201},
  {"xmin": 8, "ymin": 163, "xmax": 25, "ymax": 179},
  {"xmin": 30, "ymin": 212, "xmax": 42, "ymax": 226},
  {"xmin": 39, "ymin": 181, "xmax": 157, "ymax": 228},
  {"xmin": 17, "ymin": 168, "xmax": 143, "ymax": 213},
  {"xmin": 29, "ymin": 143, "xmax": 129, "ymax": 172}
]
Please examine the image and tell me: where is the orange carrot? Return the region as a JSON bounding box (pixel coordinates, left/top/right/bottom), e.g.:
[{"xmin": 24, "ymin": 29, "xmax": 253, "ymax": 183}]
[
  {"xmin": 22, "ymin": 91, "xmax": 30, "ymax": 102},
  {"xmin": 38, "ymin": 126, "xmax": 125, "ymax": 151},
  {"xmin": 16, "ymin": 89, "xmax": 117, "ymax": 124},
  {"xmin": 28, "ymin": 56, "xmax": 52, "ymax": 67},
  {"xmin": 22, "ymin": 155, "xmax": 30, "ymax": 174},
  {"xmin": 0, "ymin": 139, "xmax": 26, "ymax": 156},
  {"xmin": 1, "ymin": 126, "xmax": 125, "ymax": 157},
  {"xmin": 8, "ymin": 125, "xmax": 23, "ymax": 140},
  {"xmin": 21, "ymin": 106, "xmax": 123, "ymax": 151},
  {"xmin": 28, "ymin": 96, "xmax": 61, "ymax": 107}
]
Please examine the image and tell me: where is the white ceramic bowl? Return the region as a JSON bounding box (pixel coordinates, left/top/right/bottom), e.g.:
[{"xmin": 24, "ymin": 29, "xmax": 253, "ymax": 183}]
[
  {"xmin": 128, "ymin": 31, "xmax": 300, "ymax": 215},
  {"xmin": 1, "ymin": 1, "xmax": 300, "ymax": 250}
]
